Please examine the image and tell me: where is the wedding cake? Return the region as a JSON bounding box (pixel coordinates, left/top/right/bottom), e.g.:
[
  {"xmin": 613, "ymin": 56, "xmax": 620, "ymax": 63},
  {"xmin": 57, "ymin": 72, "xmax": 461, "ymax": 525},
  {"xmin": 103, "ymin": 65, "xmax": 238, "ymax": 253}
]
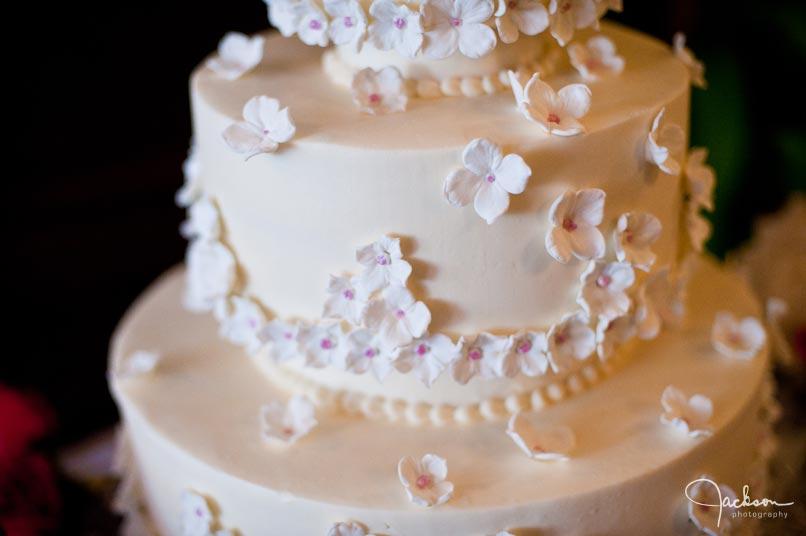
[{"xmin": 109, "ymin": 1, "xmax": 780, "ymax": 534}]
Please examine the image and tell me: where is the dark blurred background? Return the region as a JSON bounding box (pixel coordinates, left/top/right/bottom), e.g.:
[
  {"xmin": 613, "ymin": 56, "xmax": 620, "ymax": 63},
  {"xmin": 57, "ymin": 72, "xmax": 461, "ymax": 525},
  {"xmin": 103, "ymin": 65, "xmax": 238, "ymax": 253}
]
[{"xmin": 3, "ymin": 0, "xmax": 805, "ymax": 532}]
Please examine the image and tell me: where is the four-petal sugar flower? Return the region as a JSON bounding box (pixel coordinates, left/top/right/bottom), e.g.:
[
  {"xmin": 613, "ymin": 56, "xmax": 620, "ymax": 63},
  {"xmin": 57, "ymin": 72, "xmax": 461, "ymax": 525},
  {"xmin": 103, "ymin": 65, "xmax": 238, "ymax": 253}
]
[
  {"xmin": 443, "ymin": 138, "xmax": 532, "ymax": 224},
  {"xmin": 327, "ymin": 521, "xmax": 376, "ymax": 536},
  {"xmin": 258, "ymin": 319, "xmax": 300, "ymax": 361},
  {"xmin": 323, "ymin": 275, "xmax": 370, "ymax": 325},
  {"xmin": 368, "ymin": 0, "xmax": 424, "ymax": 58},
  {"xmin": 181, "ymin": 196, "xmax": 221, "ymax": 241},
  {"xmin": 506, "ymin": 413, "xmax": 575, "ymax": 461},
  {"xmin": 545, "ymin": 188, "xmax": 606, "ymax": 264},
  {"xmin": 595, "ymin": 313, "xmax": 635, "ymax": 361},
  {"xmin": 215, "ymin": 296, "xmax": 266, "ymax": 353},
  {"xmin": 660, "ymin": 385, "xmax": 713, "ymax": 438},
  {"xmin": 711, "ymin": 312, "xmax": 766, "ymax": 360},
  {"xmin": 176, "ymin": 144, "xmax": 202, "ymax": 208},
  {"xmin": 577, "ymin": 261, "xmax": 635, "ymax": 321},
  {"xmin": 686, "ymin": 475, "xmax": 739, "ymax": 536},
  {"xmin": 452, "ymin": 333, "xmax": 510, "ymax": 384},
  {"xmin": 398, "ymin": 454, "xmax": 454, "ymax": 507},
  {"xmin": 685, "ymin": 148, "xmax": 716, "ymax": 212},
  {"xmin": 645, "ymin": 107, "xmax": 685, "ymax": 175},
  {"xmin": 365, "ymin": 286, "xmax": 431, "ymax": 348},
  {"xmin": 508, "ymin": 71, "xmax": 591, "ymax": 136},
  {"xmin": 295, "ymin": 0, "xmax": 331, "ymax": 46},
  {"xmin": 261, "ymin": 395, "xmax": 318, "ymax": 444},
  {"xmin": 206, "ymin": 32, "xmax": 265, "ymax": 80},
  {"xmin": 299, "ymin": 323, "xmax": 348, "ymax": 368},
  {"xmin": 352, "ymin": 66, "xmax": 408, "ymax": 115},
  {"xmin": 500, "ymin": 331, "xmax": 550, "ymax": 377},
  {"xmin": 266, "ymin": 0, "xmax": 303, "ymax": 38},
  {"xmin": 223, "ymin": 96, "xmax": 296, "ymax": 158},
  {"xmin": 184, "ymin": 240, "xmax": 236, "ymax": 313},
  {"xmin": 355, "ymin": 236, "xmax": 413, "ymax": 292},
  {"xmin": 634, "ymin": 266, "xmax": 685, "ymax": 340},
  {"xmin": 494, "ymin": 0, "xmax": 549, "ymax": 45},
  {"xmin": 180, "ymin": 490, "xmax": 214, "ymax": 536},
  {"xmin": 568, "ymin": 36, "xmax": 624, "ymax": 80},
  {"xmin": 395, "ymin": 333, "xmax": 463, "ymax": 387},
  {"xmin": 673, "ymin": 32, "xmax": 706, "ymax": 89},
  {"xmin": 547, "ymin": 0, "xmax": 598, "ymax": 46},
  {"xmin": 547, "ymin": 311, "xmax": 595, "ymax": 371},
  {"xmin": 614, "ymin": 212, "xmax": 662, "ymax": 271},
  {"xmin": 346, "ymin": 329, "xmax": 396, "ymax": 380},
  {"xmin": 325, "ymin": 0, "xmax": 369, "ymax": 51},
  {"xmin": 421, "ymin": 0, "xmax": 497, "ymax": 59},
  {"xmin": 118, "ymin": 350, "xmax": 160, "ymax": 379}
]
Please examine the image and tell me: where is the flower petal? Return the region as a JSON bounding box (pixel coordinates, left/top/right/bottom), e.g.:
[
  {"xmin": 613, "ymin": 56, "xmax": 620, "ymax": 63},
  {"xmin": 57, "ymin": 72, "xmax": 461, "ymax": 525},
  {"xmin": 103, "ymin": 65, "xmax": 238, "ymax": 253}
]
[
  {"xmin": 458, "ymin": 23, "xmax": 497, "ymax": 59},
  {"xmin": 444, "ymin": 169, "xmax": 481, "ymax": 207},
  {"xmin": 494, "ymin": 154, "xmax": 531, "ymax": 194},
  {"xmin": 557, "ymin": 84, "xmax": 592, "ymax": 119},
  {"xmin": 462, "ymin": 138, "xmax": 502, "ymax": 176},
  {"xmin": 545, "ymin": 226, "xmax": 573, "ymax": 263},
  {"xmin": 222, "ymin": 123, "xmax": 263, "ymax": 154},
  {"xmin": 571, "ymin": 188, "xmax": 605, "ymax": 226},
  {"xmin": 474, "ymin": 182, "xmax": 511, "ymax": 224}
]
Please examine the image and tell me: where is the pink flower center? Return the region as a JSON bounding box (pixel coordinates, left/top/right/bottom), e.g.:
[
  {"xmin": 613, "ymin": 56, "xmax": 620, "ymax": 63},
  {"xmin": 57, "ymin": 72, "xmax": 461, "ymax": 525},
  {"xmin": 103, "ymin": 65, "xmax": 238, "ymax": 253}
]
[
  {"xmin": 508, "ymin": 0, "xmax": 518, "ymax": 8},
  {"xmin": 416, "ymin": 344, "xmax": 428, "ymax": 356},
  {"xmin": 263, "ymin": 129, "xmax": 270, "ymax": 135},
  {"xmin": 394, "ymin": 17, "xmax": 406, "ymax": 29},
  {"xmin": 624, "ymin": 228, "xmax": 634, "ymax": 243},
  {"xmin": 486, "ymin": 174, "xmax": 496, "ymax": 183},
  {"xmin": 532, "ymin": 444, "xmax": 545, "ymax": 453},
  {"xmin": 284, "ymin": 331, "xmax": 293, "ymax": 340},
  {"xmin": 376, "ymin": 253, "xmax": 390, "ymax": 265},
  {"xmin": 727, "ymin": 331, "xmax": 743, "ymax": 346},
  {"xmin": 344, "ymin": 16, "xmax": 354, "ymax": 27},
  {"xmin": 343, "ymin": 289, "xmax": 355, "ymax": 300},
  {"xmin": 451, "ymin": 17, "xmax": 461, "ymax": 26},
  {"xmin": 195, "ymin": 508, "xmax": 204, "ymax": 517},
  {"xmin": 586, "ymin": 59, "xmax": 601, "ymax": 70},
  {"xmin": 248, "ymin": 318, "xmax": 257, "ymax": 328},
  {"xmin": 555, "ymin": 331, "xmax": 568, "ymax": 345},
  {"xmin": 416, "ymin": 475, "xmax": 432, "ymax": 489},
  {"xmin": 320, "ymin": 338, "xmax": 333, "ymax": 350},
  {"xmin": 560, "ymin": 2, "xmax": 572, "ymax": 14},
  {"xmin": 396, "ymin": 309, "xmax": 406, "ymax": 318},
  {"xmin": 369, "ymin": 93, "xmax": 381, "ymax": 104},
  {"xmin": 468, "ymin": 348, "xmax": 482, "ymax": 360},
  {"xmin": 283, "ymin": 427, "xmax": 295, "ymax": 436},
  {"xmin": 518, "ymin": 341, "xmax": 532, "ymax": 353},
  {"xmin": 597, "ymin": 274, "xmax": 612, "ymax": 288},
  {"xmin": 562, "ymin": 217, "xmax": 577, "ymax": 231},
  {"xmin": 309, "ymin": 19, "xmax": 322, "ymax": 30},
  {"xmin": 365, "ymin": 348, "xmax": 377, "ymax": 358},
  {"xmin": 547, "ymin": 113, "xmax": 561, "ymax": 124}
]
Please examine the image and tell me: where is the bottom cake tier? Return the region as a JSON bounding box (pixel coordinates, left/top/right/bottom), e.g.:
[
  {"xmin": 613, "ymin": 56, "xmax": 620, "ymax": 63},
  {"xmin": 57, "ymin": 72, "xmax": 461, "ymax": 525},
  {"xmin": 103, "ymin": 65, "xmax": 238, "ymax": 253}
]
[{"xmin": 109, "ymin": 257, "xmax": 776, "ymax": 536}]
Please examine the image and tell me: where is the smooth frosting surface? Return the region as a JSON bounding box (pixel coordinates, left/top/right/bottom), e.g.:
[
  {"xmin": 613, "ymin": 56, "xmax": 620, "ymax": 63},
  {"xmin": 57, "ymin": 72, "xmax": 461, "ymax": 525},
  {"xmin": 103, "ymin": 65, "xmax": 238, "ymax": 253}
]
[
  {"xmin": 191, "ymin": 23, "xmax": 689, "ymax": 343},
  {"xmin": 110, "ymin": 258, "xmax": 770, "ymax": 535}
]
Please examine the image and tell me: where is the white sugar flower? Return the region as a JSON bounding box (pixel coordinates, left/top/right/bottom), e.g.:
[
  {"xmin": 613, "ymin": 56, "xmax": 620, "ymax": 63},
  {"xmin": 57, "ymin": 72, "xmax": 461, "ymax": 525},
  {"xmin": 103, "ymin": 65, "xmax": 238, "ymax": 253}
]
[
  {"xmin": 397, "ymin": 454, "xmax": 454, "ymax": 507},
  {"xmin": 687, "ymin": 475, "xmax": 739, "ymax": 536},
  {"xmin": 299, "ymin": 323, "xmax": 348, "ymax": 368},
  {"xmin": 176, "ymin": 144, "xmax": 202, "ymax": 208},
  {"xmin": 614, "ymin": 212, "xmax": 662, "ymax": 271},
  {"xmin": 181, "ymin": 196, "xmax": 220, "ymax": 241},
  {"xmin": 443, "ymin": 138, "xmax": 531, "ymax": 224},
  {"xmin": 547, "ymin": 311, "xmax": 595, "ymax": 371},
  {"xmin": 352, "ymin": 66, "xmax": 408, "ymax": 115},
  {"xmin": 577, "ymin": 261, "xmax": 635, "ymax": 321},
  {"xmin": 660, "ymin": 385, "xmax": 713, "ymax": 438},
  {"xmin": 395, "ymin": 333, "xmax": 462, "ymax": 387},
  {"xmin": 258, "ymin": 320, "xmax": 301, "ymax": 362},
  {"xmin": 325, "ymin": 0, "xmax": 368, "ymax": 51},
  {"xmin": 296, "ymin": 0, "xmax": 331, "ymax": 46},
  {"xmin": 711, "ymin": 312, "xmax": 766, "ymax": 360},
  {"xmin": 355, "ymin": 235, "xmax": 413, "ymax": 292},
  {"xmin": 346, "ymin": 329, "xmax": 396, "ymax": 381},
  {"xmin": 451, "ymin": 333, "xmax": 510, "ymax": 384},
  {"xmin": 506, "ymin": 413, "xmax": 575, "ymax": 461},
  {"xmin": 368, "ymin": 0, "xmax": 424, "ymax": 58},
  {"xmin": 327, "ymin": 521, "xmax": 376, "ymax": 536},
  {"xmin": 206, "ymin": 32, "xmax": 265, "ymax": 80},
  {"xmin": 180, "ymin": 490, "xmax": 214, "ymax": 536},
  {"xmin": 595, "ymin": 313, "xmax": 635, "ymax": 361},
  {"xmin": 494, "ymin": 0, "xmax": 548, "ymax": 45},
  {"xmin": 547, "ymin": 0, "xmax": 598, "ymax": 46},
  {"xmin": 568, "ymin": 35, "xmax": 624, "ymax": 80},
  {"xmin": 673, "ymin": 32, "xmax": 706, "ymax": 89},
  {"xmin": 685, "ymin": 148, "xmax": 716, "ymax": 212},
  {"xmin": 645, "ymin": 107, "xmax": 685, "ymax": 175},
  {"xmin": 323, "ymin": 275, "xmax": 369, "ymax": 325},
  {"xmin": 686, "ymin": 205, "xmax": 711, "ymax": 253},
  {"xmin": 266, "ymin": 0, "xmax": 302, "ymax": 38},
  {"xmin": 214, "ymin": 296, "xmax": 266, "ymax": 353},
  {"xmin": 508, "ymin": 71, "xmax": 591, "ymax": 136},
  {"xmin": 118, "ymin": 350, "xmax": 160, "ymax": 378},
  {"xmin": 223, "ymin": 96, "xmax": 296, "ymax": 158},
  {"xmin": 500, "ymin": 331, "xmax": 550, "ymax": 377},
  {"xmin": 365, "ymin": 286, "xmax": 431, "ymax": 348},
  {"xmin": 184, "ymin": 239, "xmax": 236, "ymax": 313},
  {"xmin": 545, "ymin": 188, "xmax": 606, "ymax": 264},
  {"xmin": 261, "ymin": 395, "xmax": 318, "ymax": 444},
  {"xmin": 421, "ymin": 0, "xmax": 497, "ymax": 59},
  {"xmin": 634, "ymin": 266, "xmax": 685, "ymax": 340}
]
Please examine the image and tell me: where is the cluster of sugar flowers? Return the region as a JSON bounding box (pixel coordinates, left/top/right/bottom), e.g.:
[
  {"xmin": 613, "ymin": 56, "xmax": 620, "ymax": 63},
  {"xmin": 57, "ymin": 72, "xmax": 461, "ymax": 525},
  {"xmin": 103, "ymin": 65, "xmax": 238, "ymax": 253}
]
[{"xmin": 264, "ymin": 0, "xmax": 621, "ymax": 60}]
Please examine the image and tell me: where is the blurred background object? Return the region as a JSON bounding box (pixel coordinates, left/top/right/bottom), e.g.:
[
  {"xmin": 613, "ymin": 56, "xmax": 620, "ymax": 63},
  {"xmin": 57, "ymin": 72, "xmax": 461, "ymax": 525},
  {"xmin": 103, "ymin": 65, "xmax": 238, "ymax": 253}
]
[{"xmin": 4, "ymin": 0, "xmax": 804, "ymax": 533}]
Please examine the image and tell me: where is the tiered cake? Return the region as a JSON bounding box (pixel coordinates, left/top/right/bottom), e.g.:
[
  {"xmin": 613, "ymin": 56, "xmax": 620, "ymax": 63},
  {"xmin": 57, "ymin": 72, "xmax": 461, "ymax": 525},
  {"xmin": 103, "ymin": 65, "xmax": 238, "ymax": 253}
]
[{"xmin": 109, "ymin": 1, "xmax": 779, "ymax": 535}]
